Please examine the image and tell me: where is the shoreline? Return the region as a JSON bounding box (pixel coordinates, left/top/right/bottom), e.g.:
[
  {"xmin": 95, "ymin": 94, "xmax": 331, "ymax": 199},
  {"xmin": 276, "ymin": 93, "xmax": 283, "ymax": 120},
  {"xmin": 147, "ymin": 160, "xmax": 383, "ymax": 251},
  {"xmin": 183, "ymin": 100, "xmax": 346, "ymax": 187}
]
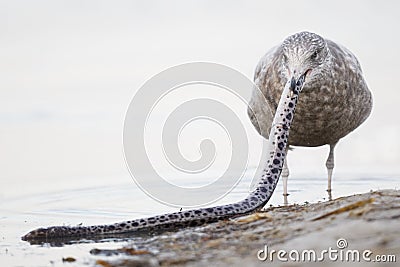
[{"xmin": 86, "ymin": 189, "xmax": 400, "ymax": 266}]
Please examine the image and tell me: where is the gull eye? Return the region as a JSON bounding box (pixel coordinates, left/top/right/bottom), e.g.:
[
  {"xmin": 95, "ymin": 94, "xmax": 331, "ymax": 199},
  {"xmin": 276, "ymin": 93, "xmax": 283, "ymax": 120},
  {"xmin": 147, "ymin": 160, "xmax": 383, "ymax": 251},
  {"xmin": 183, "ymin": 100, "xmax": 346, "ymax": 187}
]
[{"xmin": 311, "ymin": 51, "xmax": 318, "ymax": 60}]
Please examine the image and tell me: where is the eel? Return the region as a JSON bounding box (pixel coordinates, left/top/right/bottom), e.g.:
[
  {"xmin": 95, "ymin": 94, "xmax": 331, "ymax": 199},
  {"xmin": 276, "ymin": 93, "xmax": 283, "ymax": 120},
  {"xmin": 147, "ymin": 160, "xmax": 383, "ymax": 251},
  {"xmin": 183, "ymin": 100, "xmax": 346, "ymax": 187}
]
[{"xmin": 22, "ymin": 74, "xmax": 306, "ymax": 242}]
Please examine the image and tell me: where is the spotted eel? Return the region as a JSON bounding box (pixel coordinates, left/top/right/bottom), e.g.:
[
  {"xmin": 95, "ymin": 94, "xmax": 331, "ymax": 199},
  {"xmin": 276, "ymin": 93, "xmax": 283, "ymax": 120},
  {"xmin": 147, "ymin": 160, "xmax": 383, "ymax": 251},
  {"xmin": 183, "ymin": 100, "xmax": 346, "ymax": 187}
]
[{"xmin": 22, "ymin": 75, "xmax": 306, "ymax": 242}]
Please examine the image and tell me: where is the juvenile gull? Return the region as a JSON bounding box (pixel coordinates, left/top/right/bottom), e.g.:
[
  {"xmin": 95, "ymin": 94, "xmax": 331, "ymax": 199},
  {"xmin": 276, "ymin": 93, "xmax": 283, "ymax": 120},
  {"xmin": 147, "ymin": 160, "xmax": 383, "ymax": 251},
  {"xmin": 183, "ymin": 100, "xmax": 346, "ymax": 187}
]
[{"xmin": 248, "ymin": 31, "xmax": 373, "ymax": 202}]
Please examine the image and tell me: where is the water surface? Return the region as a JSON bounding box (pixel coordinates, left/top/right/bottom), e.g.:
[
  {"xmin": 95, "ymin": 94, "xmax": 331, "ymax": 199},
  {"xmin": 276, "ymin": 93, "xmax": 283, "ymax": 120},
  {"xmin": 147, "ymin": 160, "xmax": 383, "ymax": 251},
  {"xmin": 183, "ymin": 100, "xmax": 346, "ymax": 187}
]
[{"xmin": 1, "ymin": 174, "xmax": 398, "ymax": 266}]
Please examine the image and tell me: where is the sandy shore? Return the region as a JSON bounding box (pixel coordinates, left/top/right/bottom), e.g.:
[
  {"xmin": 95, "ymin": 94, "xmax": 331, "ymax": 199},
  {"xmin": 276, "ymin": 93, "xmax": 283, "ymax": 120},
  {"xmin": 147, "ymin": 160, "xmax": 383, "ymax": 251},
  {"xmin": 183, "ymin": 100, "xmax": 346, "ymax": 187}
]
[{"xmin": 88, "ymin": 189, "xmax": 400, "ymax": 267}]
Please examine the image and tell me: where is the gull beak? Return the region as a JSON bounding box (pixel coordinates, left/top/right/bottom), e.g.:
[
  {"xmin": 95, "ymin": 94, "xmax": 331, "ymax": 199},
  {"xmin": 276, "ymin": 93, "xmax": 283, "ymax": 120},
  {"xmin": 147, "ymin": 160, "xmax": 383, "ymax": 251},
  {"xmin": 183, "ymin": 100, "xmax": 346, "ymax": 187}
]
[
  {"xmin": 289, "ymin": 69, "xmax": 310, "ymax": 96},
  {"xmin": 290, "ymin": 76, "xmax": 296, "ymax": 90}
]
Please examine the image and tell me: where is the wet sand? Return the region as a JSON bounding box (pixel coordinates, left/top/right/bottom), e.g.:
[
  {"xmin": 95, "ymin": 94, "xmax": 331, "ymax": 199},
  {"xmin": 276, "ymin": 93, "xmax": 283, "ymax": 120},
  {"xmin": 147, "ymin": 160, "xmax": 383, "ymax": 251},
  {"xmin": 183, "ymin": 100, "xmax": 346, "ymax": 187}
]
[{"xmin": 83, "ymin": 189, "xmax": 400, "ymax": 266}]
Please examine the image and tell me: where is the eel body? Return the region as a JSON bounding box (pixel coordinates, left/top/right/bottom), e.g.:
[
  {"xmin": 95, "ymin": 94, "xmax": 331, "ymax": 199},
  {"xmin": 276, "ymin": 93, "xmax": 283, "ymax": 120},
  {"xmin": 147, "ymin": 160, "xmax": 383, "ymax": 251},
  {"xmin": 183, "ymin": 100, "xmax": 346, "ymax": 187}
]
[{"xmin": 22, "ymin": 75, "xmax": 305, "ymax": 242}]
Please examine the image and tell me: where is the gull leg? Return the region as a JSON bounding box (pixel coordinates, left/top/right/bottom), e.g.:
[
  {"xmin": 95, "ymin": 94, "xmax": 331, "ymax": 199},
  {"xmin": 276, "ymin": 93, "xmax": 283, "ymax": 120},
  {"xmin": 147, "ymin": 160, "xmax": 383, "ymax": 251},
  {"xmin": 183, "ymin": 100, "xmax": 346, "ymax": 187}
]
[
  {"xmin": 326, "ymin": 142, "xmax": 337, "ymax": 201},
  {"xmin": 282, "ymin": 149, "xmax": 290, "ymax": 205}
]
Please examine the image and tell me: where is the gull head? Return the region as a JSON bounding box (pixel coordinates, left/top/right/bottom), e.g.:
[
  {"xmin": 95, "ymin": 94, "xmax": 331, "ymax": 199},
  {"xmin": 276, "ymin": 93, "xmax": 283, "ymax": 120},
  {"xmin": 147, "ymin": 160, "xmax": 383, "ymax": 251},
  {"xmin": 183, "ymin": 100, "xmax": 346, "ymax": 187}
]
[{"xmin": 281, "ymin": 31, "xmax": 331, "ymax": 86}]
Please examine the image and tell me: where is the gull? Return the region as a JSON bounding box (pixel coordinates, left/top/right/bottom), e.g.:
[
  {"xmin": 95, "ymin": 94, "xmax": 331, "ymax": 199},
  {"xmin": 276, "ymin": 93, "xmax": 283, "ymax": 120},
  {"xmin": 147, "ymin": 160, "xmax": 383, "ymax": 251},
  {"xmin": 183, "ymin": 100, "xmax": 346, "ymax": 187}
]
[{"xmin": 248, "ymin": 31, "xmax": 372, "ymax": 202}]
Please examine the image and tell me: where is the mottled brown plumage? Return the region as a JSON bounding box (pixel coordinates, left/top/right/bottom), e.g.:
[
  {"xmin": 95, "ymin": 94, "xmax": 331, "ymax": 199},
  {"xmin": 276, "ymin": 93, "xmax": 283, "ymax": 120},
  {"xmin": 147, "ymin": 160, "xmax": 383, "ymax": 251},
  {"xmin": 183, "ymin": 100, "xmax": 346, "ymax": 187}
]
[{"xmin": 248, "ymin": 32, "xmax": 372, "ymax": 200}]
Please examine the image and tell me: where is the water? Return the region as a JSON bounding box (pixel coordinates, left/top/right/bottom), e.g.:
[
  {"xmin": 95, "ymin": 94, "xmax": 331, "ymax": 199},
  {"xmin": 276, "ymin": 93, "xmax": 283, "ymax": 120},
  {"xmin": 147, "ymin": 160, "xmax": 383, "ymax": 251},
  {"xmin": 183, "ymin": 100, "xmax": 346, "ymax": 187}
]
[{"xmin": 1, "ymin": 173, "xmax": 398, "ymax": 266}]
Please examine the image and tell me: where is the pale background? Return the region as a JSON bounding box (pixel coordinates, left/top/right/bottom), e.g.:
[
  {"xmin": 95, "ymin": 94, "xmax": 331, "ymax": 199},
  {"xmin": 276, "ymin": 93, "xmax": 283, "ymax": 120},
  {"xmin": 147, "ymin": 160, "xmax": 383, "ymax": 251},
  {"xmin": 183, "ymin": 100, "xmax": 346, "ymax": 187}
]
[
  {"xmin": 1, "ymin": 0, "xmax": 399, "ymax": 202},
  {"xmin": 1, "ymin": 2, "xmax": 400, "ymax": 265}
]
